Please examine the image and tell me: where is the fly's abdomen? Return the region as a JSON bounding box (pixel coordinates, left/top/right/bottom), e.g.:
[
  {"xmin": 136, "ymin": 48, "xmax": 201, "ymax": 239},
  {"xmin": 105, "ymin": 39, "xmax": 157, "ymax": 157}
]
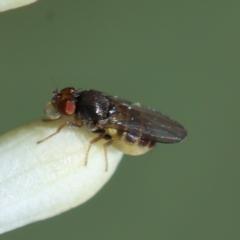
[{"xmin": 106, "ymin": 128, "xmax": 155, "ymax": 156}]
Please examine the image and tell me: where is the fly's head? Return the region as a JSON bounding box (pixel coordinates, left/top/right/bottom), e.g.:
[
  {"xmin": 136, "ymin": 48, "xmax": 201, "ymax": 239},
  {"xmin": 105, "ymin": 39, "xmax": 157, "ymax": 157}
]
[{"xmin": 45, "ymin": 87, "xmax": 79, "ymax": 120}]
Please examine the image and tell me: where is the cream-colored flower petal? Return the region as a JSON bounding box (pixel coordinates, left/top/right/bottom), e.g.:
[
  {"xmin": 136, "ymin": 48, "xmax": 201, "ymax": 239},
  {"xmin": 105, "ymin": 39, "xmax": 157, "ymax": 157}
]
[
  {"xmin": 0, "ymin": 0, "xmax": 37, "ymax": 12},
  {"xmin": 0, "ymin": 118, "xmax": 123, "ymax": 234}
]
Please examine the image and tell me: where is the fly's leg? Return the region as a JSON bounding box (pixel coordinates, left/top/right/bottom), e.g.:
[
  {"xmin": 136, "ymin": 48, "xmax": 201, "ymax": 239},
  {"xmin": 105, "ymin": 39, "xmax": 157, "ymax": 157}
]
[
  {"xmin": 37, "ymin": 121, "xmax": 82, "ymax": 144},
  {"xmin": 103, "ymin": 138, "xmax": 114, "ymax": 171},
  {"xmin": 84, "ymin": 133, "xmax": 106, "ymax": 166},
  {"xmin": 85, "ymin": 133, "xmax": 114, "ymax": 171}
]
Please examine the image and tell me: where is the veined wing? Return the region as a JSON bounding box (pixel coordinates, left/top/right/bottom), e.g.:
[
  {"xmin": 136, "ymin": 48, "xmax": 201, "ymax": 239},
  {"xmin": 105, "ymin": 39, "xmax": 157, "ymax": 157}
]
[{"xmin": 102, "ymin": 97, "xmax": 187, "ymax": 143}]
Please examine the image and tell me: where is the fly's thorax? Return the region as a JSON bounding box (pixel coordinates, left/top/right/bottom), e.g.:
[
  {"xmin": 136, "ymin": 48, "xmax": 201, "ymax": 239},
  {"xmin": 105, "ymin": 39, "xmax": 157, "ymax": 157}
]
[
  {"xmin": 106, "ymin": 128, "xmax": 155, "ymax": 156},
  {"xmin": 75, "ymin": 90, "xmax": 110, "ymax": 121}
]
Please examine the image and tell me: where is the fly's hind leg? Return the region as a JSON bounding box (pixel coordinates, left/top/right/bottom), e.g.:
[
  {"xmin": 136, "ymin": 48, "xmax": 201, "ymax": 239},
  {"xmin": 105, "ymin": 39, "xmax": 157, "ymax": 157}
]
[{"xmin": 37, "ymin": 120, "xmax": 83, "ymax": 144}]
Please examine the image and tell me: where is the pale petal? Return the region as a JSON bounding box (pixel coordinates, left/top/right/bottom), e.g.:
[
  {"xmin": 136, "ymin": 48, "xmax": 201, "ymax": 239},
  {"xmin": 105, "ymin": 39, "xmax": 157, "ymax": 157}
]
[
  {"xmin": 0, "ymin": 118, "xmax": 123, "ymax": 234},
  {"xmin": 0, "ymin": 0, "xmax": 37, "ymax": 12}
]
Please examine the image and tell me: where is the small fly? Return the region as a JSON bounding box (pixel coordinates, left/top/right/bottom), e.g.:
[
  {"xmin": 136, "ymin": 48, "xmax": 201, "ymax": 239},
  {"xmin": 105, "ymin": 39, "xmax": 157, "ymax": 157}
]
[{"xmin": 38, "ymin": 87, "xmax": 187, "ymax": 170}]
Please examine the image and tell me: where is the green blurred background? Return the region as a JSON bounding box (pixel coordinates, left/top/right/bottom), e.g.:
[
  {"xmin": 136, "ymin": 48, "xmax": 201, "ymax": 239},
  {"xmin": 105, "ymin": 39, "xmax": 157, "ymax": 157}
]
[{"xmin": 0, "ymin": 1, "xmax": 239, "ymax": 239}]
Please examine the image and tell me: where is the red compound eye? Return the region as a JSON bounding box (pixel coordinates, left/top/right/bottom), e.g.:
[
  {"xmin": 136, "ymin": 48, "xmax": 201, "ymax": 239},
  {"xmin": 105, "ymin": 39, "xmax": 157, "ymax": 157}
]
[{"xmin": 57, "ymin": 99, "xmax": 76, "ymax": 116}]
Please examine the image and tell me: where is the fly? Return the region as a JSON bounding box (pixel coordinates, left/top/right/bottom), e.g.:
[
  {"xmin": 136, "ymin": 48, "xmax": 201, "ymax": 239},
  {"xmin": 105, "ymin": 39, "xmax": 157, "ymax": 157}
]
[{"xmin": 38, "ymin": 87, "xmax": 187, "ymax": 170}]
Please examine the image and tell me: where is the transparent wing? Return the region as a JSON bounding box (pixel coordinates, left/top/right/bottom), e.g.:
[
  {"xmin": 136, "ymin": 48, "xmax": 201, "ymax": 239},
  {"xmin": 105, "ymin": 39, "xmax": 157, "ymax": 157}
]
[{"xmin": 102, "ymin": 97, "xmax": 187, "ymax": 143}]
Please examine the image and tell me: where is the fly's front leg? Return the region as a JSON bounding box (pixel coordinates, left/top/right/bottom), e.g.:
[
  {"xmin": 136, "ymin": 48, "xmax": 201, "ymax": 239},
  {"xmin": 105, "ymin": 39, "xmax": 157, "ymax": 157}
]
[{"xmin": 37, "ymin": 120, "xmax": 83, "ymax": 144}]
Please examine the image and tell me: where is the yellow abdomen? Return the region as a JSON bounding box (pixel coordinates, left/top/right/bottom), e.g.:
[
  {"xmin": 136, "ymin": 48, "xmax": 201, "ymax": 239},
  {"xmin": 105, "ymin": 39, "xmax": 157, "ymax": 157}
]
[{"xmin": 106, "ymin": 128, "xmax": 155, "ymax": 156}]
